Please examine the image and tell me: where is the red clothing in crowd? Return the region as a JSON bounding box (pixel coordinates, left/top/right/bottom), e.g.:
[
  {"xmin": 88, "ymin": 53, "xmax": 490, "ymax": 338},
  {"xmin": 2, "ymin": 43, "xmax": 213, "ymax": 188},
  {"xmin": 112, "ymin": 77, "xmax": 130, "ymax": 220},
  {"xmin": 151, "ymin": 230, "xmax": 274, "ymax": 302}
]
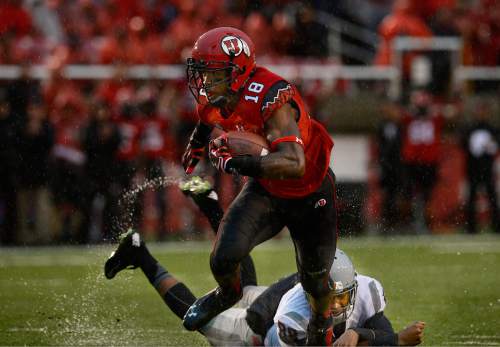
[
  {"xmin": 375, "ymin": 0, "xmax": 432, "ymax": 71},
  {"xmin": 401, "ymin": 113, "xmax": 444, "ymax": 165},
  {"xmin": 412, "ymin": 0, "xmax": 457, "ymax": 18},
  {"xmin": 0, "ymin": 1, "xmax": 32, "ymax": 37},
  {"xmin": 115, "ymin": 116, "xmax": 143, "ymax": 162},
  {"xmin": 139, "ymin": 115, "xmax": 174, "ymax": 161}
]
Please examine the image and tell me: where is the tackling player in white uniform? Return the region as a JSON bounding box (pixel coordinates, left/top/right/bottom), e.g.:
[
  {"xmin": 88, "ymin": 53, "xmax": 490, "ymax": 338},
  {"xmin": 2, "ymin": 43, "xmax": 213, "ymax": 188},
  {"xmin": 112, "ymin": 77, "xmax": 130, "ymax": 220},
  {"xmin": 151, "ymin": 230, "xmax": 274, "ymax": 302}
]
[
  {"xmin": 266, "ymin": 249, "xmax": 424, "ymax": 346},
  {"xmin": 104, "ymin": 177, "xmax": 425, "ymax": 346}
]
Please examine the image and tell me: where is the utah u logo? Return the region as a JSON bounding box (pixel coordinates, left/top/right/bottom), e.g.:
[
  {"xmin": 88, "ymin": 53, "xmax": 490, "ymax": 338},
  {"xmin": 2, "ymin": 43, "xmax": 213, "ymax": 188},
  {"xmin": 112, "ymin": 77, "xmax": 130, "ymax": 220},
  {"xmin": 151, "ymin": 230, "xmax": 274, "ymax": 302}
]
[
  {"xmin": 314, "ymin": 199, "xmax": 327, "ymax": 208},
  {"xmin": 221, "ymin": 36, "xmax": 250, "ymax": 57}
]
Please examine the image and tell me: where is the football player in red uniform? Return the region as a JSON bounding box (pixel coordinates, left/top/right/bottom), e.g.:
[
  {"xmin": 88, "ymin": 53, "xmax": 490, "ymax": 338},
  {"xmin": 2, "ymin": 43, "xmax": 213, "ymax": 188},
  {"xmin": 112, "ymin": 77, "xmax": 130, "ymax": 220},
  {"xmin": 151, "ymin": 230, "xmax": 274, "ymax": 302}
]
[{"xmin": 180, "ymin": 27, "xmax": 337, "ymax": 345}]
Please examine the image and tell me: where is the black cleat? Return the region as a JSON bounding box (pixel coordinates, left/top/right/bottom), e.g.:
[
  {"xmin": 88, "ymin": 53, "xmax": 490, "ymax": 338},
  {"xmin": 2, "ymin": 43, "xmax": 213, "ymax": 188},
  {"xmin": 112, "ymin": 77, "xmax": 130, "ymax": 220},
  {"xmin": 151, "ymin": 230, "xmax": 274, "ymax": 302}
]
[
  {"xmin": 183, "ymin": 287, "xmax": 241, "ymax": 331},
  {"xmin": 104, "ymin": 229, "xmax": 143, "ymax": 279},
  {"xmin": 306, "ymin": 314, "xmax": 334, "ymax": 346}
]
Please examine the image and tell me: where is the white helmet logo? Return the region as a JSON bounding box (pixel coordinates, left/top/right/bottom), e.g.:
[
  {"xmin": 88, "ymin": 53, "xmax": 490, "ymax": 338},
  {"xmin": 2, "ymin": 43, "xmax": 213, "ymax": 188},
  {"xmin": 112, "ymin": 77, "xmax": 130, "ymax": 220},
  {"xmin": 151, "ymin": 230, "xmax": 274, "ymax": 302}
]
[{"xmin": 221, "ymin": 36, "xmax": 250, "ymax": 57}]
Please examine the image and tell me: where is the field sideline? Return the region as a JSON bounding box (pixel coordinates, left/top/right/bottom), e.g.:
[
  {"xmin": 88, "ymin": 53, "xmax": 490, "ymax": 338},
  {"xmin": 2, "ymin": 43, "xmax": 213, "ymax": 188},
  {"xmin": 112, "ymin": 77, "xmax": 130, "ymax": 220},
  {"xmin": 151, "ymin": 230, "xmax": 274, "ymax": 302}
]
[{"xmin": 1, "ymin": 234, "xmax": 499, "ymax": 346}]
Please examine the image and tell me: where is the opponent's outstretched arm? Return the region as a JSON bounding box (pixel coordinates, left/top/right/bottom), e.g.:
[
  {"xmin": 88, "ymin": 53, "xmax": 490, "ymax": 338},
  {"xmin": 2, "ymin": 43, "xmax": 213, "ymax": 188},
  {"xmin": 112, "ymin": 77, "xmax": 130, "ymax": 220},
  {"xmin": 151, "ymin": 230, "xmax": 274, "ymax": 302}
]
[{"xmin": 333, "ymin": 313, "xmax": 425, "ymax": 347}]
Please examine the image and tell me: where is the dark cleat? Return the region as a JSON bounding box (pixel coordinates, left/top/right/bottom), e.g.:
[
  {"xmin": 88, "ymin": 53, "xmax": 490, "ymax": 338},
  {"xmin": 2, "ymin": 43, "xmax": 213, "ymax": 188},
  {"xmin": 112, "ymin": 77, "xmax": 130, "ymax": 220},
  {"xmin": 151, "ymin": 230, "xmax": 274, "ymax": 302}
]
[
  {"xmin": 183, "ymin": 287, "xmax": 241, "ymax": 331},
  {"xmin": 306, "ymin": 314, "xmax": 334, "ymax": 346},
  {"xmin": 104, "ymin": 229, "xmax": 143, "ymax": 279}
]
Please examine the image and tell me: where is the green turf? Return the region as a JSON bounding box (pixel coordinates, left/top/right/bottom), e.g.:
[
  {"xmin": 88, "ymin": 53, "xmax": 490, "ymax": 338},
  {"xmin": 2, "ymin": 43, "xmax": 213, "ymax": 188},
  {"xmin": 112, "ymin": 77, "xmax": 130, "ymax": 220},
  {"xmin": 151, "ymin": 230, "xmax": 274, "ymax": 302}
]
[{"xmin": 1, "ymin": 234, "xmax": 499, "ymax": 346}]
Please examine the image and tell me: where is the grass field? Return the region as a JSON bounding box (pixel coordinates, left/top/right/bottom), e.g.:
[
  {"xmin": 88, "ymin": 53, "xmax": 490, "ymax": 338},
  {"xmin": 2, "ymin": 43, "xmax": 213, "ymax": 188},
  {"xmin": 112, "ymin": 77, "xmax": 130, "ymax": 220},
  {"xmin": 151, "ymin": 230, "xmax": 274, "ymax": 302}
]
[{"xmin": 1, "ymin": 234, "xmax": 499, "ymax": 346}]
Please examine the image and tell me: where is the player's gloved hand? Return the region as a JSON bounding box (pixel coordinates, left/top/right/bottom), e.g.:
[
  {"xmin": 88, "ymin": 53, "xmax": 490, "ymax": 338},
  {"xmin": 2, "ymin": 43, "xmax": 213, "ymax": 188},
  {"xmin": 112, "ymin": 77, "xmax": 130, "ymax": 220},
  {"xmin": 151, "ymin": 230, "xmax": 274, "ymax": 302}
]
[
  {"xmin": 208, "ymin": 134, "xmax": 234, "ymax": 174},
  {"xmin": 182, "ymin": 140, "xmax": 205, "ymax": 174}
]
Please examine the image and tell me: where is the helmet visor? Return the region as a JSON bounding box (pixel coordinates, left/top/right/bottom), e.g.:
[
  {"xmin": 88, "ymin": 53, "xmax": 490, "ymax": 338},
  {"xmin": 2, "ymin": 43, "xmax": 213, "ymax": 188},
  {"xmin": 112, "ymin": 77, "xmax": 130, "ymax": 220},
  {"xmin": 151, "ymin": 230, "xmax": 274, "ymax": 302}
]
[
  {"xmin": 186, "ymin": 58, "xmax": 235, "ymax": 104},
  {"xmin": 330, "ymin": 284, "xmax": 357, "ymax": 318}
]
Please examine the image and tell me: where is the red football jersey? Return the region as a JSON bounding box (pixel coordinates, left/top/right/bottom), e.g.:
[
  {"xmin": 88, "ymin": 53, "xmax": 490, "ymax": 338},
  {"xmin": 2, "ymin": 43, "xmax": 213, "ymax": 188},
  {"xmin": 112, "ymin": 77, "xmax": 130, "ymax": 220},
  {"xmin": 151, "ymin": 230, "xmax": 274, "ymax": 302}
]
[
  {"xmin": 197, "ymin": 66, "xmax": 333, "ymax": 198},
  {"xmin": 115, "ymin": 117, "xmax": 143, "ymax": 162},
  {"xmin": 401, "ymin": 113, "xmax": 444, "ymax": 165},
  {"xmin": 139, "ymin": 116, "xmax": 172, "ymax": 160}
]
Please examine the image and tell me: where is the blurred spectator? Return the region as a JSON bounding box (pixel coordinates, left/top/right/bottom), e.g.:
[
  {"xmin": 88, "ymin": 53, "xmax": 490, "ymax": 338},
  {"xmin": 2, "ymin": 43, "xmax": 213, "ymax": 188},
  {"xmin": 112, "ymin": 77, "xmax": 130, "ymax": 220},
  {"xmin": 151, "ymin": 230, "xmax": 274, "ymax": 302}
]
[
  {"xmin": 114, "ymin": 96, "xmax": 141, "ymax": 196},
  {"xmin": 6, "ymin": 69, "xmax": 37, "ymax": 128},
  {"xmin": 376, "ymin": 100, "xmax": 403, "ymax": 233},
  {"xmin": 81, "ymin": 101, "xmax": 122, "ymax": 243},
  {"xmin": 243, "ymin": 12, "xmax": 273, "ymax": 58},
  {"xmin": 25, "ymin": 0, "xmax": 63, "ymax": 44},
  {"xmin": 413, "ymin": 0, "xmax": 457, "ymax": 19},
  {"xmin": 461, "ymin": 101, "xmax": 500, "ymax": 234},
  {"xmin": 269, "ymin": 10, "xmax": 295, "ymax": 57},
  {"xmin": 375, "ymin": 0, "xmax": 432, "ymax": 72},
  {"xmin": 164, "ymin": 0, "xmax": 208, "ymax": 63},
  {"xmin": 288, "ymin": 5, "xmax": 329, "ymax": 58},
  {"xmin": 136, "ymin": 85, "xmax": 172, "ymax": 239},
  {"xmin": 0, "ymin": 93, "xmax": 18, "ymax": 245},
  {"xmin": 428, "ymin": 7, "xmax": 459, "ymax": 96},
  {"xmin": 49, "ymin": 92, "xmax": 87, "ymax": 243},
  {"xmin": 0, "ymin": 0, "xmax": 32, "ymax": 37},
  {"xmin": 400, "ymin": 90, "xmax": 445, "ymax": 232},
  {"xmin": 17, "ymin": 100, "xmax": 55, "ymax": 244}
]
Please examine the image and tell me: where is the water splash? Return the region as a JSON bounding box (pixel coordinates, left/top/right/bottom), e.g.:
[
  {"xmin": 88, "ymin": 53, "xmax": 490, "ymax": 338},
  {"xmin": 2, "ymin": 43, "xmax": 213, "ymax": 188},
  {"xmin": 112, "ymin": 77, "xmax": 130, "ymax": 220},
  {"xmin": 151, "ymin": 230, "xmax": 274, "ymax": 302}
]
[{"xmin": 115, "ymin": 176, "xmax": 183, "ymax": 238}]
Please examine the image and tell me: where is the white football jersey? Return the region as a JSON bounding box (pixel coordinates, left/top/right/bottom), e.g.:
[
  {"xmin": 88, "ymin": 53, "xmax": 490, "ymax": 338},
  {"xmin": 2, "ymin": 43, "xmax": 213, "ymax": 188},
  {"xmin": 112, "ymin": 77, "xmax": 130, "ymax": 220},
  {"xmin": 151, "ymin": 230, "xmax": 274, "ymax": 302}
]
[
  {"xmin": 265, "ymin": 274, "xmax": 386, "ymax": 346},
  {"xmin": 200, "ymin": 285, "xmax": 267, "ymax": 346}
]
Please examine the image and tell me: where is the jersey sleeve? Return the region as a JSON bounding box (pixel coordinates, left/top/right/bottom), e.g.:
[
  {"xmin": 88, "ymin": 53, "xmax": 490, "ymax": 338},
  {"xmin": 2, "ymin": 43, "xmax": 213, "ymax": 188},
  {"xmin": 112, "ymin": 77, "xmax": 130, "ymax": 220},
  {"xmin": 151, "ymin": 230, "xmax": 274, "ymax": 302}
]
[
  {"xmin": 360, "ymin": 276, "xmax": 387, "ymax": 321},
  {"xmin": 271, "ymin": 284, "xmax": 310, "ymax": 346},
  {"xmin": 261, "ymin": 80, "xmax": 295, "ymax": 121}
]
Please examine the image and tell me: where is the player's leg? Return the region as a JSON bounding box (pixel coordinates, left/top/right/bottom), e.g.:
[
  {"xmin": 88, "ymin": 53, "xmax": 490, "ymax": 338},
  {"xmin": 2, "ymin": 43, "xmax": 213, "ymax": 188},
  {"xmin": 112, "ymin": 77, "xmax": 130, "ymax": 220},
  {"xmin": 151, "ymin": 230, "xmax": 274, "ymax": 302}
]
[
  {"xmin": 104, "ymin": 230, "xmax": 196, "ymax": 320},
  {"xmin": 179, "ymin": 176, "xmax": 257, "ymax": 287},
  {"xmin": 199, "ymin": 308, "xmax": 264, "ymax": 346},
  {"xmin": 183, "ymin": 179, "xmax": 284, "ymax": 331},
  {"xmin": 179, "ymin": 176, "xmax": 223, "ymax": 232},
  {"xmin": 288, "ymin": 169, "xmax": 338, "ymax": 345}
]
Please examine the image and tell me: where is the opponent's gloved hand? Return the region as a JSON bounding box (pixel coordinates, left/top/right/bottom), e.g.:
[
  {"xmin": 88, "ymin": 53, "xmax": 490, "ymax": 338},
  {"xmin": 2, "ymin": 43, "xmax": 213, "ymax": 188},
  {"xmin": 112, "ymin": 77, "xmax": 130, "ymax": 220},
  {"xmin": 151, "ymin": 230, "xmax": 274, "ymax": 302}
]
[
  {"xmin": 182, "ymin": 140, "xmax": 205, "ymax": 174},
  {"xmin": 208, "ymin": 134, "xmax": 234, "ymax": 174}
]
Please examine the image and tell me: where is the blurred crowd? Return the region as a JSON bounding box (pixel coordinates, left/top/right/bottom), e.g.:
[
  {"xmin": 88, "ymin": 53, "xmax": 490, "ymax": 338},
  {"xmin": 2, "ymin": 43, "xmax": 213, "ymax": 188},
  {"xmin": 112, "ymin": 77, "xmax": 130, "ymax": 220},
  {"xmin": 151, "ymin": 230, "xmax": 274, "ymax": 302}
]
[
  {"xmin": 373, "ymin": 90, "xmax": 500, "ymax": 235},
  {"xmin": 1, "ymin": 0, "xmax": 500, "ymax": 245},
  {"xmin": 0, "ymin": 0, "xmax": 339, "ymax": 66},
  {"xmin": 1, "ymin": 0, "xmax": 499, "ymax": 66},
  {"xmin": 0, "ymin": 74, "xmax": 259, "ymax": 245},
  {"xmin": 375, "ymin": 0, "xmax": 500, "ymax": 67}
]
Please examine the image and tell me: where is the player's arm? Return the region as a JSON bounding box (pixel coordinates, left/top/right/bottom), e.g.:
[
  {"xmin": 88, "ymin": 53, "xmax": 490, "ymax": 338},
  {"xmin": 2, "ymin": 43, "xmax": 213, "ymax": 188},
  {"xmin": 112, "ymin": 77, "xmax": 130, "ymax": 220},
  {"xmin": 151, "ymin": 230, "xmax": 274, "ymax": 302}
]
[
  {"xmin": 209, "ymin": 102, "xmax": 305, "ymax": 179},
  {"xmin": 335, "ymin": 312, "xmax": 425, "ymax": 347},
  {"xmin": 258, "ymin": 103, "xmax": 306, "ymax": 179},
  {"xmin": 343, "ymin": 311, "xmax": 398, "ymax": 346},
  {"xmin": 182, "ymin": 120, "xmax": 214, "ymax": 174}
]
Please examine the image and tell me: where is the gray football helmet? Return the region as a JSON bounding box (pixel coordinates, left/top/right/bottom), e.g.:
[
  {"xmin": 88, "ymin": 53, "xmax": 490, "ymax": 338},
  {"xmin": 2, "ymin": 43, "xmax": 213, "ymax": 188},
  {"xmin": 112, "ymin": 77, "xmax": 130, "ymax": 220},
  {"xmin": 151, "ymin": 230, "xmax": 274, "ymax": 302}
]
[{"xmin": 329, "ymin": 249, "xmax": 358, "ymax": 323}]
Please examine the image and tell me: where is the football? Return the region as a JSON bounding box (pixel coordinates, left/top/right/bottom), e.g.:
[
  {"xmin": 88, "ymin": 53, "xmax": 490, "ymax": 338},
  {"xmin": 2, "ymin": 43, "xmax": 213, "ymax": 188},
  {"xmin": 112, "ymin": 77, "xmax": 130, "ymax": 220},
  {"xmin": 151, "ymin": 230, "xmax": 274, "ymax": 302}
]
[
  {"xmin": 211, "ymin": 129, "xmax": 270, "ymax": 157},
  {"xmin": 227, "ymin": 131, "xmax": 270, "ymax": 157}
]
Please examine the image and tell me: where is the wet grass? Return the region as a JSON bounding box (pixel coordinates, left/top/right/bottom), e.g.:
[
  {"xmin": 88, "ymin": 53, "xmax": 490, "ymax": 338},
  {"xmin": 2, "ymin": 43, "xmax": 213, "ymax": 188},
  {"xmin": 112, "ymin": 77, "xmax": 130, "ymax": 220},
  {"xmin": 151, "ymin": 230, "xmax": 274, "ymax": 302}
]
[{"xmin": 0, "ymin": 234, "xmax": 499, "ymax": 346}]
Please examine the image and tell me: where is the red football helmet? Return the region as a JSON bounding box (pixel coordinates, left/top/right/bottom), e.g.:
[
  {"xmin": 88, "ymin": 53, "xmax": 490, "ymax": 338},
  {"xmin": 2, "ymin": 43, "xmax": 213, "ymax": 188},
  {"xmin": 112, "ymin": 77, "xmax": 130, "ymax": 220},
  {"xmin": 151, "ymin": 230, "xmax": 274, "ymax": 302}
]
[{"xmin": 187, "ymin": 27, "xmax": 256, "ymax": 105}]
